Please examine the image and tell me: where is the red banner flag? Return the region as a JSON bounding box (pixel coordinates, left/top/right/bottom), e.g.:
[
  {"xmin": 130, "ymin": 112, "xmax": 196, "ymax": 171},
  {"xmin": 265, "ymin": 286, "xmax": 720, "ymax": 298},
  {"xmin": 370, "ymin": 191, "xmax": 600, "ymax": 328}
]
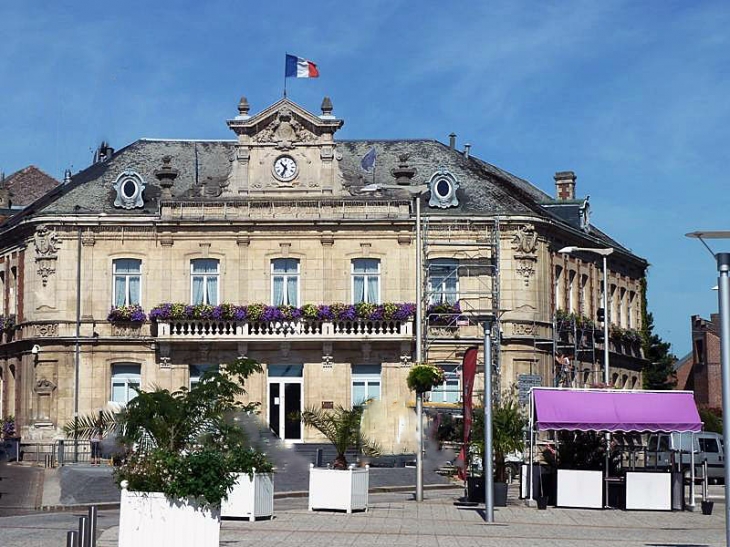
[{"xmin": 457, "ymin": 346, "xmax": 479, "ymax": 480}]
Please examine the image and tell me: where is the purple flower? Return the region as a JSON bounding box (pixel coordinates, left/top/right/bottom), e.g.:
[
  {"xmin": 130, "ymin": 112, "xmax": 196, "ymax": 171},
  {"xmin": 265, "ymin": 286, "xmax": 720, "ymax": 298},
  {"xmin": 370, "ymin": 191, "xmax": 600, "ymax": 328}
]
[{"xmin": 317, "ymin": 305, "xmax": 334, "ymax": 321}]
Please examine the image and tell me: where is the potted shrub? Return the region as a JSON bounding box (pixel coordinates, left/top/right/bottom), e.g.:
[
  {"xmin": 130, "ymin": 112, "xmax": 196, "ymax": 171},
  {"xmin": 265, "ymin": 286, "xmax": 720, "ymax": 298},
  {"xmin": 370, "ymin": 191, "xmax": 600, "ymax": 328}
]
[
  {"xmin": 301, "ymin": 402, "xmax": 380, "ymax": 512},
  {"xmin": 470, "ymin": 391, "xmax": 527, "ymax": 506},
  {"xmin": 65, "ymin": 357, "xmax": 272, "ymax": 545}
]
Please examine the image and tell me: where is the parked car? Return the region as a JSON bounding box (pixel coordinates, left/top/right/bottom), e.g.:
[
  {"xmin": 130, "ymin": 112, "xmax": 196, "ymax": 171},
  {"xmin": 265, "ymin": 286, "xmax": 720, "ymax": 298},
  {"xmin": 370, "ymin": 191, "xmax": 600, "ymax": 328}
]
[{"xmin": 646, "ymin": 432, "xmax": 724, "ymax": 483}]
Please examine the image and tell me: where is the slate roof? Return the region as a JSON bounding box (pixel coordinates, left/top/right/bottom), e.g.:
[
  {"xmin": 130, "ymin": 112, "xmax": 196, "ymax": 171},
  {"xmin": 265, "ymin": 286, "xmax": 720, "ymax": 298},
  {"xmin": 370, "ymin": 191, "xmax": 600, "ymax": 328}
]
[
  {"xmin": 1, "ymin": 136, "xmax": 642, "ymax": 261},
  {"xmin": 1, "ymin": 166, "xmax": 59, "ymax": 206}
]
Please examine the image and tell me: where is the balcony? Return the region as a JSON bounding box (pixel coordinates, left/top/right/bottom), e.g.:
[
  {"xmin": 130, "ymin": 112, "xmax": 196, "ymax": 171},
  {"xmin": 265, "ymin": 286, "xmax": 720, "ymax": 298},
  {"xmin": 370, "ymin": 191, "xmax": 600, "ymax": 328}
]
[{"xmin": 156, "ymin": 319, "xmax": 413, "ymax": 342}]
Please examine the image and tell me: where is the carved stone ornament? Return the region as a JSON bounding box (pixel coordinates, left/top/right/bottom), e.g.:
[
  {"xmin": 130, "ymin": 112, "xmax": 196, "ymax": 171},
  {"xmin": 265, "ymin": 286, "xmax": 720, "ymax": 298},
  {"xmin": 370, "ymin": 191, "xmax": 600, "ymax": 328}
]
[
  {"xmin": 512, "ymin": 322, "xmax": 536, "ymax": 336},
  {"xmin": 255, "ymin": 107, "xmax": 315, "ymax": 149},
  {"xmin": 34, "ymin": 378, "xmax": 57, "ymax": 393},
  {"xmin": 512, "ymin": 224, "xmax": 538, "ymax": 254},
  {"xmin": 36, "ymin": 323, "xmax": 58, "ymax": 337},
  {"xmin": 111, "ymin": 323, "xmax": 142, "ymax": 337},
  {"xmin": 113, "ymin": 170, "xmax": 146, "ymax": 209},
  {"xmin": 34, "ymin": 225, "xmax": 60, "ymax": 257},
  {"xmin": 34, "ymin": 225, "xmax": 60, "ymax": 287},
  {"xmin": 512, "ymin": 224, "xmax": 539, "ymax": 287}
]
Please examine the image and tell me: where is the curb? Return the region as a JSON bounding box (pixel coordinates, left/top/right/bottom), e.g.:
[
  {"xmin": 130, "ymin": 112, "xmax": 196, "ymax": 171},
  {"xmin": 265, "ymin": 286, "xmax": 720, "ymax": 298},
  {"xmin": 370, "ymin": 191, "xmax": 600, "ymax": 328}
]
[{"xmin": 38, "ymin": 484, "xmax": 462, "ymax": 512}]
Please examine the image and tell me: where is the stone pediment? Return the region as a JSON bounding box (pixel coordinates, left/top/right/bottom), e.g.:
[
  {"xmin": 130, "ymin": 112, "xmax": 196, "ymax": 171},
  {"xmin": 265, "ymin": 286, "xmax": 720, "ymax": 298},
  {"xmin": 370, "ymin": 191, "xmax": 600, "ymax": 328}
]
[{"xmin": 227, "ymin": 98, "xmax": 343, "ymax": 148}]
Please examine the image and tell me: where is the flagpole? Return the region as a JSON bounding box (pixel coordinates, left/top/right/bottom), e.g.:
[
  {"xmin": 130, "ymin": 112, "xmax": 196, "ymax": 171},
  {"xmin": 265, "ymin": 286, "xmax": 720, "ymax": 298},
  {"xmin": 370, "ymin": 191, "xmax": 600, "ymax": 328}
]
[{"xmin": 283, "ymin": 53, "xmax": 288, "ymax": 98}]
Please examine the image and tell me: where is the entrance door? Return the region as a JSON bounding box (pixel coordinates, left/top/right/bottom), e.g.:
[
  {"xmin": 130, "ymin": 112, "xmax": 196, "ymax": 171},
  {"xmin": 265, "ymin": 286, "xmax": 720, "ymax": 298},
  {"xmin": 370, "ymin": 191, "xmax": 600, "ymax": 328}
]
[{"xmin": 267, "ymin": 365, "xmax": 303, "ymax": 441}]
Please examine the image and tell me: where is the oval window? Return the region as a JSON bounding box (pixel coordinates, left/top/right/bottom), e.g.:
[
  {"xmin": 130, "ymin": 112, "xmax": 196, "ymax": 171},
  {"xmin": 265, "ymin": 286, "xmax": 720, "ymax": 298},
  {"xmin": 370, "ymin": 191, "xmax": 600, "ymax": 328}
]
[
  {"xmin": 435, "ymin": 178, "xmax": 451, "ymax": 198},
  {"xmin": 122, "ymin": 179, "xmax": 138, "ymax": 199}
]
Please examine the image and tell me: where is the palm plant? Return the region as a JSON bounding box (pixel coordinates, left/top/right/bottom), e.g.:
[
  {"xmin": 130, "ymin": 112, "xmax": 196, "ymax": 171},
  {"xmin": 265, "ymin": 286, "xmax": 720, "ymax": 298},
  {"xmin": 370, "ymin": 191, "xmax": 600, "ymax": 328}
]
[
  {"xmin": 63, "ymin": 357, "xmax": 271, "ymax": 507},
  {"xmin": 300, "ymin": 403, "xmax": 380, "ymax": 469},
  {"xmin": 471, "ymin": 391, "xmax": 527, "ymax": 482}
]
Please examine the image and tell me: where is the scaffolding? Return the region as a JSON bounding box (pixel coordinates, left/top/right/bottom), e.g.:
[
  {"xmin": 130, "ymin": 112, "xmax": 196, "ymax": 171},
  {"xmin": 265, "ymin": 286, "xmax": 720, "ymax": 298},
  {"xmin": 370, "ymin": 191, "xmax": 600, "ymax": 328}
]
[
  {"xmin": 420, "ymin": 217, "xmax": 501, "ymax": 404},
  {"xmin": 552, "ymin": 313, "xmax": 602, "ymax": 387}
]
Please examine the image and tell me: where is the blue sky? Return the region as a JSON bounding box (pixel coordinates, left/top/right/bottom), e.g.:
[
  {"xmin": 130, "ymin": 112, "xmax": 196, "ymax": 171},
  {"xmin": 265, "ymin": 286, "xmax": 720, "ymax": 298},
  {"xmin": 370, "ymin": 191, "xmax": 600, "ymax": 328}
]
[{"xmin": 2, "ymin": 1, "xmax": 729, "ymax": 357}]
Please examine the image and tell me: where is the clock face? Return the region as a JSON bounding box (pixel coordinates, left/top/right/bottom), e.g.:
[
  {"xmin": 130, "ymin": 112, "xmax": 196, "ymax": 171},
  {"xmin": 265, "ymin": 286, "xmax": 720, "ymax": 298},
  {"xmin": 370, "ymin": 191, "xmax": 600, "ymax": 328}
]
[{"xmin": 273, "ymin": 155, "xmax": 298, "ymax": 181}]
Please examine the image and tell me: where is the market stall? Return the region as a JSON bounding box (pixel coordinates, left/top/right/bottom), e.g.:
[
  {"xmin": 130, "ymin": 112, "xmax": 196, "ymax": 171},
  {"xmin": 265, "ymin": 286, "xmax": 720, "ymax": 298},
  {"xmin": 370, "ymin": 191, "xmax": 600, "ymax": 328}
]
[{"xmin": 528, "ymin": 388, "xmax": 702, "ymax": 510}]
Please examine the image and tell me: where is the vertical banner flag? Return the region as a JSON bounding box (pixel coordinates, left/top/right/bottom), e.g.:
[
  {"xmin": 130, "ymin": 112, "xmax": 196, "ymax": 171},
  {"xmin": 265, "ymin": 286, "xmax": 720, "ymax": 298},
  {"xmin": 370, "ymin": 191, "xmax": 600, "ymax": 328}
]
[
  {"xmin": 285, "ymin": 54, "xmax": 319, "ymax": 78},
  {"xmin": 361, "ymin": 147, "xmax": 377, "ymax": 171},
  {"xmin": 457, "ymin": 346, "xmax": 479, "ymax": 481}
]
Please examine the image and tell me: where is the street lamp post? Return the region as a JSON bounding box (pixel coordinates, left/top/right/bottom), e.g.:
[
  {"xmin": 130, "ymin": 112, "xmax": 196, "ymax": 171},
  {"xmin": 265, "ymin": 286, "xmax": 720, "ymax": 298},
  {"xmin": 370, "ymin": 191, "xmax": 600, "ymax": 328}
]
[
  {"xmin": 363, "ymin": 182, "xmax": 429, "ymax": 501},
  {"xmin": 558, "ymin": 245, "xmax": 614, "ymax": 507},
  {"xmin": 686, "ymin": 231, "xmax": 730, "ymax": 545}
]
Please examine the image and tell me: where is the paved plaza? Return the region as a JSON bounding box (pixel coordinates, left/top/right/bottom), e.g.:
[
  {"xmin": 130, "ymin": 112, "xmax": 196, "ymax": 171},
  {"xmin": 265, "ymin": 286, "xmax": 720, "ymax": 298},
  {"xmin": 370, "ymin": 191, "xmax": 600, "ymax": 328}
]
[{"xmin": 0, "ymin": 461, "xmax": 727, "ymax": 546}]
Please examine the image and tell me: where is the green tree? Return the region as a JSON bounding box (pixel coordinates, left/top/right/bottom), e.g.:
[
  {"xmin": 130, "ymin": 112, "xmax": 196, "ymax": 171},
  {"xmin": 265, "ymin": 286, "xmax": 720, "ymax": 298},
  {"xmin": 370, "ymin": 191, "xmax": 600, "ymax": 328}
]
[{"xmin": 640, "ymin": 278, "xmax": 677, "ymax": 389}]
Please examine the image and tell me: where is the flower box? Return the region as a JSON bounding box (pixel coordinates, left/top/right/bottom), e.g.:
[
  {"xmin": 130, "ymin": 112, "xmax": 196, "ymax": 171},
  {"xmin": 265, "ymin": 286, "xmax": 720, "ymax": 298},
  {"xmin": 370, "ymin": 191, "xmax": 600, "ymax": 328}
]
[
  {"xmin": 220, "ymin": 471, "xmax": 274, "ymax": 521},
  {"xmin": 118, "ymin": 481, "xmax": 220, "ymax": 547},
  {"xmin": 308, "ymin": 464, "xmax": 369, "ymax": 513}
]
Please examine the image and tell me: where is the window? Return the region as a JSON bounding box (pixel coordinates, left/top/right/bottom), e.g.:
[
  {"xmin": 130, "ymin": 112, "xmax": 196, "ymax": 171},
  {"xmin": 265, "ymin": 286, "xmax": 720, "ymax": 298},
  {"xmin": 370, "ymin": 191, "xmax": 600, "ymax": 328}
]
[
  {"xmin": 272, "ymin": 258, "xmax": 299, "ymax": 306},
  {"xmin": 699, "ymin": 438, "xmax": 720, "ymax": 453},
  {"xmin": 609, "ymin": 284, "xmax": 617, "ymax": 325},
  {"xmin": 554, "ymin": 266, "xmax": 563, "ymax": 310},
  {"xmin": 191, "ymin": 259, "xmax": 219, "ymax": 305},
  {"xmin": 579, "ymin": 274, "xmax": 588, "ymax": 316},
  {"xmin": 111, "ymin": 364, "xmax": 141, "ymax": 404},
  {"xmin": 352, "ymin": 259, "xmax": 380, "ymax": 304},
  {"xmin": 618, "ymin": 288, "xmax": 626, "ymax": 327},
  {"xmin": 627, "ymin": 291, "xmax": 635, "ymax": 329},
  {"xmin": 189, "ymin": 364, "xmax": 218, "ymax": 389},
  {"xmin": 113, "ymin": 259, "xmax": 141, "ymax": 307},
  {"xmin": 351, "ymin": 365, "xmax": 381, "ymax": 406},
  {"xmin": 429, "ymin": 364, "xmax": 460, "ymax": 404},
  {"xmin": 567, "ymin": 270, "xmax": 576, "ymax": 313},
  {"xmin": 429, "ymin": 259, "xmax": 458, "ymax": 304}
]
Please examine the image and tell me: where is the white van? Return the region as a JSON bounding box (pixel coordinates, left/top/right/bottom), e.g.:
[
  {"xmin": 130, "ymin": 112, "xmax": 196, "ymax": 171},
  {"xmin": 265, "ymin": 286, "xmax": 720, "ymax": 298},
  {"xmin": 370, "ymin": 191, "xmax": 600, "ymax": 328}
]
[{"xmin": 646, "ymin": 432, "xmax": 724, "ymax": 482}]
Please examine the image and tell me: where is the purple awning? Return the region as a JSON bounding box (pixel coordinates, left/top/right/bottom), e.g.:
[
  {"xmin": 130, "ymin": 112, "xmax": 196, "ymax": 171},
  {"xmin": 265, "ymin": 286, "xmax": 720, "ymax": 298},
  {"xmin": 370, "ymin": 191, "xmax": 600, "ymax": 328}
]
[{"xmin": 533, "ymin": 389, "xmax": 702, "ymax": 433}]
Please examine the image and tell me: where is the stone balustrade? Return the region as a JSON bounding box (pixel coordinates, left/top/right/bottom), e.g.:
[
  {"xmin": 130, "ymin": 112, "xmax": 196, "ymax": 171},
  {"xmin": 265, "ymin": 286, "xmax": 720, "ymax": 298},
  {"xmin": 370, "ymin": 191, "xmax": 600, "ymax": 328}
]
[{"xmin": 157, "ymin": 319, "xmax": 413, "ymax": 341}]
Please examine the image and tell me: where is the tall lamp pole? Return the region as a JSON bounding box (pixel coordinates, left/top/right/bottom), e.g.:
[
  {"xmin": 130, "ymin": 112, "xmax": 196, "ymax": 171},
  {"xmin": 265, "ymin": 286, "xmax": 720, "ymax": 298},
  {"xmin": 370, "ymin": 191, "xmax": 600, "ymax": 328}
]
[
  {"xmin": 686, "ymin": 231, "xmax": 730, "ymax": 546},
  {"xmin": 365, "ymin": 182, "xmax": 429, "ymax": 501},
  {"xmin": 559, "ymin": 245, "xmax": 614, "ymax": 507}
]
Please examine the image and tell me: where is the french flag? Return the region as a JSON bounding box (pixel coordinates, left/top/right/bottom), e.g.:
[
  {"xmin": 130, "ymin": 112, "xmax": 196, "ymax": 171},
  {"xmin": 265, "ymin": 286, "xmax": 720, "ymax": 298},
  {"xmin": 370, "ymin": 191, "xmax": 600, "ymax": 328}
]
[{"xmin": 285, "ymin": 54, "xmax": 319, "ymax": 78}]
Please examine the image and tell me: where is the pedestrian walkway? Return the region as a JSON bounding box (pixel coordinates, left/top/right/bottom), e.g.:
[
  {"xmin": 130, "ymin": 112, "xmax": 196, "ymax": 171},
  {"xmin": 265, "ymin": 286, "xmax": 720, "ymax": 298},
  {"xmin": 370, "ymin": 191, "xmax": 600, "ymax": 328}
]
[{"xmin": 95, "ymin": 488, "xmax": 726, "ymax": 547}]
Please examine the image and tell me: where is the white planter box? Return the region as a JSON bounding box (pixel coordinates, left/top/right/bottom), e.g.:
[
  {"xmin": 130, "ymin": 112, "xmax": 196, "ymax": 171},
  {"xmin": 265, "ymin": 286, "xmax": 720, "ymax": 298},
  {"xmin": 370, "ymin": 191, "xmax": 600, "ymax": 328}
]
[
  {"xmin": 625, "ymin": 471, "xmax": 671, "ymax": 511},
  {"xmin": 557, "ymin": 469, "xmax": 603, "ymax": 509},
  {"xmin": 118, "ymin": 481, "xmax": 220, "ymax": 547},
  {"xmin": 221, "ymin": 472, "xmax": 274, "ymax": 520},
  {"xmin": 308, "ymin": 463, "xmax": 369, "ymax": 513}
]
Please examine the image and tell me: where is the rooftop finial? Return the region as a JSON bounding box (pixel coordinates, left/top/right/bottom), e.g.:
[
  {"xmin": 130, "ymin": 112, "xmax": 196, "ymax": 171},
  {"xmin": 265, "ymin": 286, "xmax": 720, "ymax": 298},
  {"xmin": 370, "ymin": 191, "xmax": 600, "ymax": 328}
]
[
  {"xmin": 237, "ymin": 96, "xmax": 250, "ymax": 119},
  {"xmin": 63, "ymin": 169, "xmax": 72, "ymax": 184},
  {"xmin": 321, "ymin": 96, "xmax": 333, "ymax": 117}
]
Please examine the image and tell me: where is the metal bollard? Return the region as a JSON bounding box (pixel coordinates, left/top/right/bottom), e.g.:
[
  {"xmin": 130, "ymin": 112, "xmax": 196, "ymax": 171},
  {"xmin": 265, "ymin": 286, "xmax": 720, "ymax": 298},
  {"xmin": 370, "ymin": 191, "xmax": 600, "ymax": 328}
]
[
  {"xmin": 87, "ymin": 506, "xmax": 97, "ymax": 547},
  {"xmin": 66, "ymin": 530, "xmax": 78, "ymax": 547},
  {"xmin": 58, "ymin": 440, "xmax": 65, "ymax": 467},
  {"xmin": 315, "ymin": 448, "xmax": 323, "ymax": 467},
  {"xmin": 78, "ymin": 516, "xmax": 88, "ymax": 547},
  {"xmin": 702, "ymin": 460, "xmax": 709, "ymax": 501}
]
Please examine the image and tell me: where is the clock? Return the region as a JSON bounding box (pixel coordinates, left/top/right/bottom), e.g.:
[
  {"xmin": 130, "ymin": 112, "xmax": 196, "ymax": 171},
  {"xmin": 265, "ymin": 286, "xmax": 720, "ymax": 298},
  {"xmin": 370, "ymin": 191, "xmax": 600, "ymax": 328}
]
[{"xmin": 273, "ymin": 155, "xmax": 298, "ymax": 182}]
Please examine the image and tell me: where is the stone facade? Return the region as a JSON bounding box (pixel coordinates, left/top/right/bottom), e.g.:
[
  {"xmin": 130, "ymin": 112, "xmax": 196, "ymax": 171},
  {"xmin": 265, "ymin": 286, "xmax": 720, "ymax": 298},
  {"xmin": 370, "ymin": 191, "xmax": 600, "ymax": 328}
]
[{"xmin": 0, "ymin": 96, "xmax": 648, "ymax": 450}]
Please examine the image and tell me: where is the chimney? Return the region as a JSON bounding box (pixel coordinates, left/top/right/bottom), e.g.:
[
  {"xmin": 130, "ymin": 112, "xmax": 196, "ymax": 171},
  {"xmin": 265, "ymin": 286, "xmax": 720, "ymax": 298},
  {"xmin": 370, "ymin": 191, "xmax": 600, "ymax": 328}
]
[
  {"xmin": 449, "ymin": 133, "xmax": 456, "ymax": 150},
  {"xmin": 554, "ymin": 171, "xmax": 577, "ymax": 201},
  {"xmin": 463, "ymin": 143, "xmax": 471, "ymax": 159}
]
